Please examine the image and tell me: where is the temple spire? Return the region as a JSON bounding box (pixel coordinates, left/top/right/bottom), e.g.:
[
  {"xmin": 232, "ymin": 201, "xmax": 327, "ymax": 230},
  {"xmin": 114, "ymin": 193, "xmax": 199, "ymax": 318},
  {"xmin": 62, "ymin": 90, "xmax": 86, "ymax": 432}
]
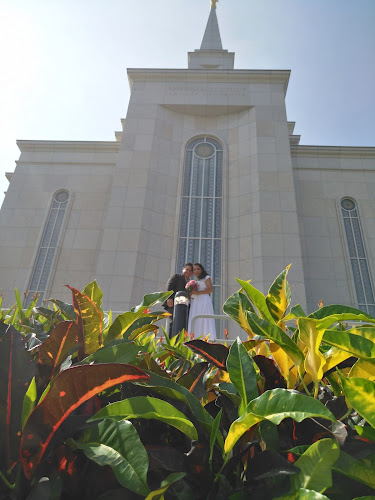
[
  {"xmin": 188, "ymin": 0, "xmax": 234, "ymax": 70},
  {"xmin": 200, "ymin": 1, "xmax": 223, "ymax": 50}
]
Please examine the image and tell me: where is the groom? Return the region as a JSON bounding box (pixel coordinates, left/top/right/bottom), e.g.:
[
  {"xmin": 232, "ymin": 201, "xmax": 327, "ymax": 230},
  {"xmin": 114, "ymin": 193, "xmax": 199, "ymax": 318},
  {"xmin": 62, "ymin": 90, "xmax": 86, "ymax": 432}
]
[{"xmin": 164, "ymin": 263, "xmax": 193, "ymax": 334}]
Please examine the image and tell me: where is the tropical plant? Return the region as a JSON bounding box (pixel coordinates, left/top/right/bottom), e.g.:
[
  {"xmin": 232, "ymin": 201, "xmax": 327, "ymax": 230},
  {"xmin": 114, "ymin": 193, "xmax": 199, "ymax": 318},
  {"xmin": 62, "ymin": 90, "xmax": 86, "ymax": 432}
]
[{"xmin": 0, "ymin": 269, "xmax": 374, "ymax": 499}]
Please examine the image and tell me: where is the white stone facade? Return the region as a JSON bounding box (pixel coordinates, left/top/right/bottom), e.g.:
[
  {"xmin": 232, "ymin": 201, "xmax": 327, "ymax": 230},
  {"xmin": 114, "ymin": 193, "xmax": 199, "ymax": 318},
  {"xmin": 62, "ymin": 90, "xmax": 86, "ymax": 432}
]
[{"xmin": 1, "ymin": 6, "xmax": 374, "ymax": 337}]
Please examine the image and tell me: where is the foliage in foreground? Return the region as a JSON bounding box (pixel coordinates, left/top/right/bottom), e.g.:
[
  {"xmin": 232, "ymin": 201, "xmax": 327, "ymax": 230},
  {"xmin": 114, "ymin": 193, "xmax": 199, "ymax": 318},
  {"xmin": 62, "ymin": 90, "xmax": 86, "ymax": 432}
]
[{"xmin": 0, "ymin": 268, "xmax": 375, "ymax": 499}]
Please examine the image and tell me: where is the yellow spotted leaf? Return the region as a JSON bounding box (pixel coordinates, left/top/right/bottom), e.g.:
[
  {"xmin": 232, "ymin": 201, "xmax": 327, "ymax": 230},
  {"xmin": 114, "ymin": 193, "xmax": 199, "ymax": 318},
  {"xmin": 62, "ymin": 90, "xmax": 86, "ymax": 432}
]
[{"xmin": 266, "ymin": 265, "xmax": 291, "ymax": 322}]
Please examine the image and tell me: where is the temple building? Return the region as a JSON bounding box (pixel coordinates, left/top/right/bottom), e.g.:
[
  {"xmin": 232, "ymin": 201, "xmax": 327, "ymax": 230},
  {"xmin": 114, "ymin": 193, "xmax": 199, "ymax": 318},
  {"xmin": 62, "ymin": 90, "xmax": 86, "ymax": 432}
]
[{"xmin": 1, "ymin": 3, "xmax": 375, "ymax": 334}]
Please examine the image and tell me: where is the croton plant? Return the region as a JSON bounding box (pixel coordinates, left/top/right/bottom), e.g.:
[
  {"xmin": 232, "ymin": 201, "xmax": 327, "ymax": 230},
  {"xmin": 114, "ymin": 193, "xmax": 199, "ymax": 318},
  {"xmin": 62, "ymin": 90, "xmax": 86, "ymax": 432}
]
[{"xmin": 0, "ymin": 267, "xmax": 374, "ymax": 499}]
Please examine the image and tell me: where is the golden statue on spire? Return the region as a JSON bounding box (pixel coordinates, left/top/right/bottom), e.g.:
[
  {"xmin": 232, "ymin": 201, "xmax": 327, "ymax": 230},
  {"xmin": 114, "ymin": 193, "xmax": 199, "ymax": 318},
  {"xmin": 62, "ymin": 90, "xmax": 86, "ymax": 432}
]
[{"xmin": 211, "ymin": 0, "xmax": 219, "ymax": 8}]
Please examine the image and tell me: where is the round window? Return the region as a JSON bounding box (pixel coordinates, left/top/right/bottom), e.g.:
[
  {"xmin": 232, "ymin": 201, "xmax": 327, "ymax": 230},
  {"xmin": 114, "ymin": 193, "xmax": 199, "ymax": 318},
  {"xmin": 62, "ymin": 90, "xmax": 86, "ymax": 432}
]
[
  {"xmin": 194, "ymin": 142, "xmax": 215, "ymax": 159},
  {"xmin": 341, "ymin": 198, "xmax": 355, "ymax": 211},
  {"xmin": 55, "ymin": 191, "xmax": 69, "ymax": 203}
]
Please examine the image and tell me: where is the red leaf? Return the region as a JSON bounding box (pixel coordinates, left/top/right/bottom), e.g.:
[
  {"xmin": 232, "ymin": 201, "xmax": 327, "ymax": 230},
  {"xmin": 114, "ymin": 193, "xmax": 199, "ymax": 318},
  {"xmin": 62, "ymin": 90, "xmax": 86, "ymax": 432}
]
[
  {"xmin": 0, "ymin": 322, "xmax": 35, "ymax": 471},
  {"xmin": 184, "ymin": 340, "xmax": 229, "ymax": 370},
  {"xmin": 253, "ymin": 355, "xmax": 287, "ymax": 390},
  {"xmin": 37, "ymin": 321, "xmax": 79, "ymax": 388},
  {"xmin": 20, "ymin": 363, "xmax": 150, "ymax": 478}
]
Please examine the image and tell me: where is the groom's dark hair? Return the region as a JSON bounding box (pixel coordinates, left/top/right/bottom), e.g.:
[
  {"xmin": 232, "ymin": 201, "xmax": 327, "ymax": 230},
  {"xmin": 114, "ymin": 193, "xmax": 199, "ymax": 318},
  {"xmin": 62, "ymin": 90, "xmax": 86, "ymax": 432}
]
[{"xmin": 183, "ymin": 262, "xmax": 193, "ymax": 270}]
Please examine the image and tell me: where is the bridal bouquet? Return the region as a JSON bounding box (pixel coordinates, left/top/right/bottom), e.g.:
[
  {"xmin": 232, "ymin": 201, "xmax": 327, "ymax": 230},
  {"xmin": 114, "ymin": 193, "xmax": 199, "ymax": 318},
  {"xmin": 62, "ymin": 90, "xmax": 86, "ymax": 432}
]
[{"xmin": 185, "ymin": 280, "xmax": 198, "ymax": 294}]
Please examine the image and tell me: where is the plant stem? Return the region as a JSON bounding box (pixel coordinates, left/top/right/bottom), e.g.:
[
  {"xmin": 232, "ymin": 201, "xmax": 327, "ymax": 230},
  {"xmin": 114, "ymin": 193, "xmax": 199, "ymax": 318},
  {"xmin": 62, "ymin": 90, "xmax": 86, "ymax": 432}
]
[
  {"xmin": 0, "ymin": 469, "xmax": 16, "ymax": 490},
  {"xmin": 298, "ymin": 370, "xmax": 311, "ymax": 396}
]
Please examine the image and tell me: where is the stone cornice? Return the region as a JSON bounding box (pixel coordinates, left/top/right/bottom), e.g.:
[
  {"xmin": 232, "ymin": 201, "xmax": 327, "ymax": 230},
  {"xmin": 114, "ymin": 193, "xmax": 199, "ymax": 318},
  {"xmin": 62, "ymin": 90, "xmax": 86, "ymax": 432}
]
[
  {"xmin": 127, "ymin": 68, "xmax": 290, "ymax": 95},
  {"xmin": 17, "ymin": 140, "xmax": 120, "ymax": 154},
  {"xmin": 291, "ymin": 145, "xmax": 375, "ymax": 159}
]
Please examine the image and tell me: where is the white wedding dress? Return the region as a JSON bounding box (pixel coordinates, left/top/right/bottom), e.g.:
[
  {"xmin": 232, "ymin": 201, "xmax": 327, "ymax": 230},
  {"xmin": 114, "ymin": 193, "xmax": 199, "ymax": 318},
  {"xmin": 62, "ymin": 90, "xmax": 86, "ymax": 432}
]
[{"xmin": 188, "ymin": 275, "xmax": 216, "ymax": 340}]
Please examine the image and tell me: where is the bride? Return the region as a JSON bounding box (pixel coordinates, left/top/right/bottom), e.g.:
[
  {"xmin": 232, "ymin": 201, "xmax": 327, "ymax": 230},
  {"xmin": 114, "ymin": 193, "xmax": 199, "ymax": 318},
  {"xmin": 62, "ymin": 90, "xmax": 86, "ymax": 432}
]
[{"xmin": 187, "ymin": 263, "xmax": 216, "ymax": 340}]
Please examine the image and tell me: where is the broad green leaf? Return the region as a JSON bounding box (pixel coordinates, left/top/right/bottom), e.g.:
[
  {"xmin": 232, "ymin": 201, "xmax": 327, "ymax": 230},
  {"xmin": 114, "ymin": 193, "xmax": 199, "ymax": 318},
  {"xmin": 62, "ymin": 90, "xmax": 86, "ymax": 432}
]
[
  {"xmin": 138, "ymin": 371, "xmax": 223, "ymax": 449},
  {"xmin": 292, "ymin": 439, "xmax": 340, "ymax": 493},
  {"xmin": 283, "ymin": 304, "xmax": 307, "ymax": 322},
  {"xmin": 22, "ymin": 376, "xmax": 37, "ymax": 430},
  {"xmin": 323, "ymin": 330, "xmax": 375, "ymax": 360},
  {"xmin": 80, "ymin": 340, "xmax": 140, "ymax": 365},
  {"xmin": 82, "ymin": 280, "xmax": 103, "ymax": 310},
  {"xmin": 65, "ymin": 285, "xmax": 103, "ymax": 359},
  {"xmin": 89, "ymin": 396, "xmax": 197, "ymax": 440},
  {"xmin": 223, "ymin": 290, "xmax": 255, "ymax": 337},
  {"xmin": 309, "ymin": 304, "xmax": 375, "ymax": 322},
  {"xmin": 20, "ymin": 364, "xmax": 150, "ymax": 478},
  {"xmin": 131, "ymin": 291, "xmax": 173, "ymax": 313},
  {"xmin": 209, "ymin": 409, "xmax": 223, "ymax": 463},
  {"xmin": 333, "ymin": 450, "xmax": 375, "ymax": 489},
  {"xmin": 246, "ymin": 312, "xmax": 304, "ymax": 368},
  {"xmin": 344, "ymin": 326, "xmax": 375, "ymax": 342},
  {"xmin": 237, "ymin": 279, "xmax": 275, "ymax": 323},
  {"xmin": 129, "ymin": 324, "xmax": 158, "ymax": 340},
  {"xmin": 105, "ymin": 292, "xmax": 171, "ymax": 345},
  {"xmin": 266, "ymin": 265, "xmax": 291, "ymax": 322},
  {"xmin": 227, "ymin": 338, "xmax": 258, "ymax": 415},
  {"xmin": 275, "ymin": 488, "xmax": 330, "ymax": 499},
  {"xmin": 298, "ymin": 318, "xmax": 326, "ymax": 384},
  {"xmin": 75, "ymin": 418, "xmax": 149, "ymax": 496},
  {"xmin": 145, "ymin": 472, "xmax": 186, "ymax": 500},
  {"xmin": 339, "ymin": 375, "xmax": 375, "ymax": 429},
  {"xmin": 224, "ymin": 389, "xmax": 335, "ymax": 454}
]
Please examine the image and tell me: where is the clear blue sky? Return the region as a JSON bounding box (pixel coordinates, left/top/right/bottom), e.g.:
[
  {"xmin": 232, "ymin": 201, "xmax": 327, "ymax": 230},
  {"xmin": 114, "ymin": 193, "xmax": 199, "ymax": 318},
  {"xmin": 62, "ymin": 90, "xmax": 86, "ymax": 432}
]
[{"xmin": 1, "ymin": 0, "xmax": 374, "ymax": 206}]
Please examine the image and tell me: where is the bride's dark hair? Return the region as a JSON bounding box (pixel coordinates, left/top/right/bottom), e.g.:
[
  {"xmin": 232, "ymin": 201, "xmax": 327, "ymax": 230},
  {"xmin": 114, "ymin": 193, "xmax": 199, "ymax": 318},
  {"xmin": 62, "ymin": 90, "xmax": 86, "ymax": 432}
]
[{"xmin": 194, "ymin": 263, "xmax": 208, "ymax": 280}]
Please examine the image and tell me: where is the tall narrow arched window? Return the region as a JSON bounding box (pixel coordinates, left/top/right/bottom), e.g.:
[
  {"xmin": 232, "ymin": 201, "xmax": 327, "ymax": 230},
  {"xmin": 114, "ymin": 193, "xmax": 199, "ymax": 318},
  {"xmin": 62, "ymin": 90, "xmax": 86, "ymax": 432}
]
[
  {"xmin": 25, "ymin": 190, "xmax": 70, "ymax": 307},
  {"xmin": 341, "ymin": 198, "xmax": 375, "ymax": 316},
  {"xmin": 177, "ymin": 137, "xmax": 223, "ymax": 316}
]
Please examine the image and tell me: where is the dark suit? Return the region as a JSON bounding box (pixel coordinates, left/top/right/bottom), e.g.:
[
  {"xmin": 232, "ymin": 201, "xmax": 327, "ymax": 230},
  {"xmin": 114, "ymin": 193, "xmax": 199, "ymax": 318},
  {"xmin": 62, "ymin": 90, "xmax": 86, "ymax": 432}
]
[
  {"xmin": 164, "ymin": 273, "xmax": 188, "ymax": 336},
  {"xmin": 164, "ymin": 273, "xmax": 188, "ymax": 314}
]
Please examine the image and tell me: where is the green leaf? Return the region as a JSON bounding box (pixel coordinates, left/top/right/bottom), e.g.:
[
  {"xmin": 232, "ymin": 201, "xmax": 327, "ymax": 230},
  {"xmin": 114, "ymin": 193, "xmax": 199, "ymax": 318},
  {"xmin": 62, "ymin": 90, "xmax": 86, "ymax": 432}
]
[
  {"xmin": 89, "ymin": 396, "xmax": 197, "ymax": 440},
  {"xmin": 138, "ymin": 371, "xmax": 223, "ymax": 449},
  {"xmin": 132, "ymin": 291, "xmax": 173, "ymax": 313},
  {"xmin": 339, "ymin": 375, "xmax": 375, "ymax": 429},
  {"xmin": 22, "ymin": 376, "xmax": 37, "ymax": 430},
  {"xmin": 209, "ymin": 409, "xmax": 223, "ymax": 463},
  {"xmin": 105, "ymin": 292, "xmax": 171, "ymax": 345},
  {"xmin": 333, "ymin": 451, "xmax": 375, "ymax": 489},
  {"xmin": 299, "ymin": 318, "xmax": 326, "ymax": 384},
  {"xmin": 246, "ymin": 312, "xmax": 304, "ymax": 368},
  {"xmin": 275, "ymin": 489, "xmax": 330, "ymax": 500},
  {"xmin": 227, "ymin": 338, "xmax": 258, "ymax": 415},
  {"xmin": 291, "ymin": 439, "xmax": 340, "ymax": 493},
  {"xmin": 323, "ymin": 330, "xmax": 375, "ymax": 360},
  {"xmin": 355, "ymin": 425, "xmax": 375, "ymax": 442},
  {"xmin": 82, "ymin": 280, "xmax": 103, "ymax": 310},
  {"xmin": 145, "ymin": 472, "xmax": 186, "ymax": 500},
  {"xmin": 283, "ymin": 304, "xmax": 307, "ymax": 322},
  {"xmin": 65, "ymin": 285, "xmax": 103, "ymax": 359},
  {"xmin": 224, "ymin": 389, "xmax": 336, "ymax": 455},
  {"xmin": 266, "ymin": 265, "xmax": 291, "ymax": 322},
  {"xmin": 237, "ymin": 279, "xmax": 275, "ymax": 323},
  {"xmin": 309, "ymin": 304, "xmax": 375, "ymax": 322},
  {"xmin": 80, "ymin": 340, "xmax": 140, "ymax": 365},
  {"xmin": 223, "ymin": 291, "xmax": 255, "ymax": 336},
  {"xmin": 75, "ymin": 419, "xmax": 150, "ymax": 496}
]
